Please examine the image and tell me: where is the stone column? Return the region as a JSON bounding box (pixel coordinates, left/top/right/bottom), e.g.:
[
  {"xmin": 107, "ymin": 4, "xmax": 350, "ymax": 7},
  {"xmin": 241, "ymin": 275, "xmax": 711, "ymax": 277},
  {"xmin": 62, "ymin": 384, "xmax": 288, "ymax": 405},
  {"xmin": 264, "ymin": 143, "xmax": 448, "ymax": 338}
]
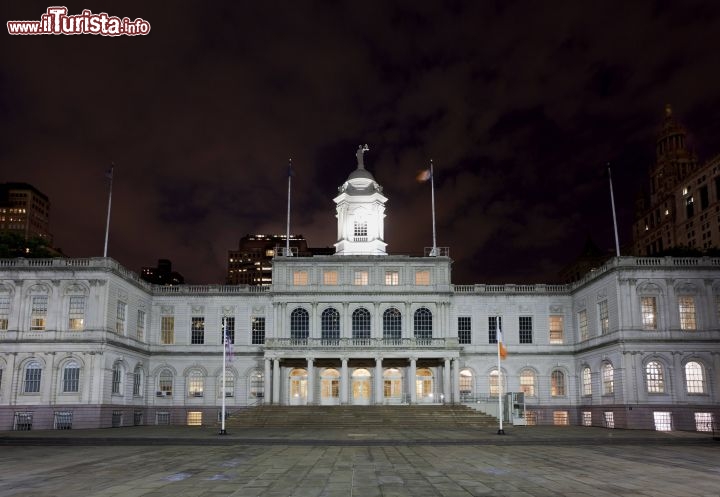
[
  {"xmin": 340, "ymin": 357, "xmax": 349, "ymax": 404},
  {"xmin": 272, "ymin": 359, "xmax": 280, "ymax": 404},
  {"xmin": 307, "ymin": 357, "xmax": 315, "ymax": 405},
  {"xmin": 263, "ymin": 358, "xmax": 272, "ymax": 405},
  {"xmin": 404, "ymin": 302, "xmax": 412, "ymax": 339},
  {"xmin": 409, "ymin": 357, "xmax": 417, "ymax": 404},
  {"xmin": 452, "ymin": 358, "xmax": 460, "ymax": 403},
  {"xmin": 375, "ymin": 356, "xmax": 383, "ymax": 404},
  {"xmin": 443, "ymin": 357, "xmax": 451, "ymax": 404}
]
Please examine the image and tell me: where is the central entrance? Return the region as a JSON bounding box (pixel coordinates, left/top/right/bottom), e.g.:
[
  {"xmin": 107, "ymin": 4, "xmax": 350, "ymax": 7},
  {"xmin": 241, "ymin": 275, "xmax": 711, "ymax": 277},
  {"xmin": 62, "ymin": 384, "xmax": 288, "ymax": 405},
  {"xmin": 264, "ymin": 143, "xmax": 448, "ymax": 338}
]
[
  {"xmin": 289, "ymin": 368, "xmax": 307, "ymax": 405},
  {"xmin": 416, "ymin": 368, "xmax": 435, "ymax": 403},
  {"xmin": 352, "ymin": 368, "xmax": 371, "ymax": 405},
  {"xmin": 320, "ymin": 368, "xmax": 340, "ymax": 405},
  {"xmin": 383, "ymin": 368, "xmax": 403, "ymax": 403}
]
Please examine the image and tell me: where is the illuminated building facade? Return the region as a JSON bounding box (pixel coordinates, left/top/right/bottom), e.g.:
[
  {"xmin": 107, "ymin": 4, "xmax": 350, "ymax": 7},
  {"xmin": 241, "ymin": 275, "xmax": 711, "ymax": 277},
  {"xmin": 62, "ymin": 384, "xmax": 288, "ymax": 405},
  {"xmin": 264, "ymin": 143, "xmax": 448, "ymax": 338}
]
[
  {"xmin": 0, "ymin": 152, "xmax": 718, "ymax": 432},
  {"xmin": 0, "ymin": 182, "xmax": 52, "ymax": 243}
]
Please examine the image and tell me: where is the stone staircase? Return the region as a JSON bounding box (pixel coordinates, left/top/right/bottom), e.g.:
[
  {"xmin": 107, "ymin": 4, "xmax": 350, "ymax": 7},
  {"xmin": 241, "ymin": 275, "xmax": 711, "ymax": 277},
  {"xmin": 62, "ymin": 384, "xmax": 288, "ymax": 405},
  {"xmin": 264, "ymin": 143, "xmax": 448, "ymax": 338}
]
[{"xmin": 224, "ymin": 404, "xmax": 497, "ymax": 428}]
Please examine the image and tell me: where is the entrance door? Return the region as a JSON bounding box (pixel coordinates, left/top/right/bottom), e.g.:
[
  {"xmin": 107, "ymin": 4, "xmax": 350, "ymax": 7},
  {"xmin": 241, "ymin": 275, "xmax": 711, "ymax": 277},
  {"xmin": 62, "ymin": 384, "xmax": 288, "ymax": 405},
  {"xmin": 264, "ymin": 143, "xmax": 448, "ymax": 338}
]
[
  {"xmin": 320, "ymin": 368, "xmax": 340, "ymax": 405},
  {"xmin": 383, "ymin": 368, "xmax": 403, "ymax": 404},
  {"xmin": 289, "ymin": 368, "xmax": 307, "ymax": 405},
  {"xmin": 416, "ymin": 368, "xmax": 434, "ymax": 403},
  {"xmin": 352, "ymin": 368, "xmax": 371, "ymax": 405}
]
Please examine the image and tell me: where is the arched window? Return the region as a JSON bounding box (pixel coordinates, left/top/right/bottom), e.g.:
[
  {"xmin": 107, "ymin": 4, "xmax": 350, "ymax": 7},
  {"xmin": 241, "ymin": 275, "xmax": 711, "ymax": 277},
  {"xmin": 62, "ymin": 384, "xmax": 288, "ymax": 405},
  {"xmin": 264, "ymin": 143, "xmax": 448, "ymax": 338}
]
[
  {"xmin": 551, "ymin": 370, "xmax": 565, "ymax": 397},
  {"xmin": 645, "ymin": 361, "xmax": 665, "ymax": 393},
  {"xmin": 249, "ymin": 370, "xmax": 263, "ymax": 399},
  {"xmin": 459, "ymin": 369, "xmax": 473, "ymax": 399},
  {"xmin": 581, "ymin": 367, "xmax": 592, "ymax": 396},
  {"xmin": 290, "ymin": 308, "xmax": 309, "ymax": 340},
  {"xmin": 352, "ymin": 307, "xmax": 371, "ymax": 340},
  {"xmin": 111, "ymin": 362, "xmax": 123, "ymax": 395},
  {"xmin": 159, "ymin": 369, "xmax": 173, "ymax": 396},
  {"xmin": 218, "ymin": 371, "xmax": 235, "ymax": 398},
  {"xmin": 602, "ymin": 363, "xmax": 614, "ymax": 395},
  {"xmin": 414, "ymin": 307, "xmax": 433, "ymax": 341},
  {"xmin": 519, "ymin": 369, "xmax": 536, "ymax": 397},
  {"xmin": 489, "ymin": 369, "xmax": 501, "ymax": 397},
  {"xmin": 321, "ymin": 308, "xmax": 340, "ymax": 343},
  {"xmin": 62, "ymin": 360, "xmax": 80, "ymax": 393},
  {"xmin": 24, "ymin": 361, "xmax": 42, "ymax": 393},
  {"xmin": 187, "ymin": 370, "xmax": 204, "ymax": 397},
  {"xmin": 685, "ymin": 361, "xmax": 706, "ymax": 394},
  {"xmin": 383, "ymin": 307, "xmax": 402, "ymax": 341},
  {"xmin": 133, "ymin": 366, "xmax": 144, "ymax": 397}
]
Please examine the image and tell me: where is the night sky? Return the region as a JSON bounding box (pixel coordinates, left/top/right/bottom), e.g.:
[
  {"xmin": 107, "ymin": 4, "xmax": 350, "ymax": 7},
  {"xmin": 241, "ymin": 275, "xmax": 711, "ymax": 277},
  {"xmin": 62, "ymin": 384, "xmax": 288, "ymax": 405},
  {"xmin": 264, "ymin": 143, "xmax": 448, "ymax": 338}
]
[{"xmin": 3, "ymin": 1, "xmax": 720, "ymax": 284}]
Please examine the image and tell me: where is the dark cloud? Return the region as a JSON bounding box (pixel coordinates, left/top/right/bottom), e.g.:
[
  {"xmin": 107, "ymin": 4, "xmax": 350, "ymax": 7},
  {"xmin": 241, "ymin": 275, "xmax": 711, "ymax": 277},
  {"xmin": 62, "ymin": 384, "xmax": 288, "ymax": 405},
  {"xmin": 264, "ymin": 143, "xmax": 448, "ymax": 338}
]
[{"xmin": 2, "ymin": 0, "xmax": 720, "ymax": 284}]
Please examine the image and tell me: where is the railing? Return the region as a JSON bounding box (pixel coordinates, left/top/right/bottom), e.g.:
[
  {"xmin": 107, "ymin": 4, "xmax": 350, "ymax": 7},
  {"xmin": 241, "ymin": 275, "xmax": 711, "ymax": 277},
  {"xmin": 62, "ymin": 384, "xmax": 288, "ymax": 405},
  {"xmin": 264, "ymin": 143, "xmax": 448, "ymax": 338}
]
[
  {"xmin": 425, "ymin": 247, "xmax": 450, "ymax": 257},
  {"xmin": 265, "ymin": 337, "xmax": 459, "ymax": 349}
]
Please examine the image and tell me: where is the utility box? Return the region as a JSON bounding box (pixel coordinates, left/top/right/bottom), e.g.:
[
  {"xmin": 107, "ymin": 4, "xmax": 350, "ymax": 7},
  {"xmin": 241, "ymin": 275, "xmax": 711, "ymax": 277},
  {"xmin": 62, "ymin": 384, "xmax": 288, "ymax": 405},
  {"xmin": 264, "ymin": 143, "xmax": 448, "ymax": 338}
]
[{"xmin": 505, "ymin": 392, "xmax": 527, "ymax": 426}]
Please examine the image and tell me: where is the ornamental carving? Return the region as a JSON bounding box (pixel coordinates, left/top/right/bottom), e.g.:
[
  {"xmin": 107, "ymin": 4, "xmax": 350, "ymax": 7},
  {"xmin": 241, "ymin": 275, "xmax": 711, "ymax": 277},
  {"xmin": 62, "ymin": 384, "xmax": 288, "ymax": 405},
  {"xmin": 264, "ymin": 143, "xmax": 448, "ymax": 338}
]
[
  {"xmin": 636, "ymin": 281, "xmax": 663, "ymax": 295},
  {"xmin": 674, "ymin": 281, "xmax": 699, "ymax": 295},
  {"xmin": 549, "ymin": 305, "xmax": 563, "ymax": 313}
]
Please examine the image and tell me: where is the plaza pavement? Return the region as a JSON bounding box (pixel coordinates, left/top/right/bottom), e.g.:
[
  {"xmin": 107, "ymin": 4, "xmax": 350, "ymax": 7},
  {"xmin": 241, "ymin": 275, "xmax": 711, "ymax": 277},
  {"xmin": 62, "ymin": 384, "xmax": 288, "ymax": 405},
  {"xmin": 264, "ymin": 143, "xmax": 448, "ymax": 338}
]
[{"xmin": 0, "ymin": 425, "xmax": 718, "ymax": 497}]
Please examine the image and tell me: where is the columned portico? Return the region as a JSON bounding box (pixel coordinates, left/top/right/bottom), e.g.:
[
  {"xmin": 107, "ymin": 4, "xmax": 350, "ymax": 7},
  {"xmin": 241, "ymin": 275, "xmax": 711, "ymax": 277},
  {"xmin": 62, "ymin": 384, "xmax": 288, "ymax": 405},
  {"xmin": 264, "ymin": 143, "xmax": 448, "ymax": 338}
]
[
  {"xmin": 375, "ymin": 357, "xmax": 383, "ymax": 404},
  {"xmin": 307, "ymin": 357, "xmax": 315, "ymax": 404},
  {"xmin": 340, "ymin": 357, "xmax": 349, "ymax": 404},
  {"xmin": 443, "ymin": 357, "xmax": 451, "ymax": 404},
  {"xmin": 409, "ymin": 357, "xmax": 417, "ymax": 404}
]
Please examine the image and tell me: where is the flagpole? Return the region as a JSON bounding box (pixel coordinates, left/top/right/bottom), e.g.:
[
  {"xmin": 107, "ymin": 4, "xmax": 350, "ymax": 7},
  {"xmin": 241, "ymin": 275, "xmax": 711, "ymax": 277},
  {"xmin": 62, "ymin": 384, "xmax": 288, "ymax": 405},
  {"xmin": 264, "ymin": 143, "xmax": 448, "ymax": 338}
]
[
  {"xmin": 286, "ymin": 158, "xmax": 292, "ymax": 257},
  {"xmin": 103, "ymin": 163, "xmax": 114, "ymax": 258},
  {"xmin": 430, "ymin": 159, "xmax": 437, "ymax": 256},
  {"xmin": 219, "ymin": 317, "xmax": 227, "ymax": 435},
  {"xmin": 608, "ymin": 165, "xmax": 620, "ymax": 257},
  {"xmin": 497, "ymin": 317, "xmax": 505, "ymax": 435}
]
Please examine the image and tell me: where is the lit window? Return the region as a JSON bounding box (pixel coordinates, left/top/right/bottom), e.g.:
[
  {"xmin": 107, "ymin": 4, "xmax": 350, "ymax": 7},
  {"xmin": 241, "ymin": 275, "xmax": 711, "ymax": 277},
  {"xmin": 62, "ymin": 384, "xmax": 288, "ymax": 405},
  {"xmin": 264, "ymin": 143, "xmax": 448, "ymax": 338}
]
[
  {"xmin": 602, "ymin": 363, "xmax": 614, "ymax": 395},
  {"xmin": 678, "ymin": 296, "xmax": 696, "ymax": 330},
  {"xmin": 187, "ymin": 371, "xmax": 204, "ymax": 397},
  {"xmin": 136, "ymin": 310, "xmax": 146, "ymax": 341},
  {"xmin": 489, "ymin": 370, "xmax": 501, "ymax": 397},
  {"xmin": 353, "ymin": 221, "xmax": 368, "ymax": 240},
  {"xmin": 459, "ymin": 369, "xmax": 473, "ymax": 400},
  {"xmin": 191, "ymin": 316, "xmax": 205, "ymax": 344},
  {"xmin": 685, "ymin": 361, "xmax": 705, "ymax": 393},
  {"xmin": 219, "ymin": 371, "xmax": 235, "ymax": 398},
  {"xmin": 598, "ymin": 301, "xmax": 609, "ymax": 334},
  {"xmin": 159, "ymin": 369, "xmax": 173, "ymax": 395},
  {"xmin": 582, "ymin": 367, "xmax": 592, "ymax": 396},
  {"xmin": 645, "ymin": 361, "xmax": 665, "ymax": 393},
  {"xmin": 641, "ymin": 296, "xmax": 657, "ymax": 330},
  {"xmin": 385, "ymin": 270, "xmax": 399, "ymax": 285},
  {"xmin": 68, "ymin": 296, "xmax": 85, "ymax": 331},
  {"xmin": 323, "ymin": 270, "xmax": 338, "ymax": 285},
  {"xmin": 549, "ymin": 316, "xmax": 563, "ymax": 344},
  {"xmin": 582, "ymin": 411, "xmax": 592, "ymax": 426},
  {"xmin": 604, "ymin": 411, "xmax": 615, "ymax": 428},
  {"xmin": 293, "ymin": 270, "xmax": 308, "ymax": 286},
  {"xmin": 415, "ymin": 270, "xmax": 430, "ymax": 285},
  {"xmin": 250, "ymin": 370, "xmax": 264, "ymax": 399},
  {"xmin": 353, "ymin": 270, "xmax": 369, "ymax": 286},
  {"xmin": 187, "ymin": 411, "xmax": 202, "ymax": 426},
  {"xmin": 695, "ymin": 413, "xmax": 713, "ymax": 432},
  {"xmin": 30, "ymin": 295, "xmax": 48, "ymax": 331},
  {"xmin": 161, "ymin": 316, "xmax": 174, "ymax": 344},
  {"xmin": 553, "ymin": 411, "xmax": 569, "ymax": 425},
  {"xmin": 653, "ymin": 411, "xmax": 672, "ymax": 431},
  {"xmin": 519, "ymin": 369, "xmax": 535, "ymax": 397}
]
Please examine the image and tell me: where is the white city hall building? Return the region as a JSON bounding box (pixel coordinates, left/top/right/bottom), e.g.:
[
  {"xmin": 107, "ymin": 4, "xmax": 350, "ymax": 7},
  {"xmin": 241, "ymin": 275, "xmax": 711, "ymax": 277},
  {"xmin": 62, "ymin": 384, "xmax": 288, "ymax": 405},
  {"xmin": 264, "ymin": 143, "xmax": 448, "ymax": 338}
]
[{"xmin": 1, "ymin": 156, "xmax": 719, "ymax": 432}]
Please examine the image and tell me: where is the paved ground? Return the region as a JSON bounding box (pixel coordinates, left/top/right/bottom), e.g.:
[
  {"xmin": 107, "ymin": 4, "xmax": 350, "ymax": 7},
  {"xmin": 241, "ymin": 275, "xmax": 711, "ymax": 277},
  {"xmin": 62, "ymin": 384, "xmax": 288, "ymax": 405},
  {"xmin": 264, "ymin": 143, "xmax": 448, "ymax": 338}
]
[{"xmin": 0, "ymin": 426, "xmax": 718, "ymax": 497}]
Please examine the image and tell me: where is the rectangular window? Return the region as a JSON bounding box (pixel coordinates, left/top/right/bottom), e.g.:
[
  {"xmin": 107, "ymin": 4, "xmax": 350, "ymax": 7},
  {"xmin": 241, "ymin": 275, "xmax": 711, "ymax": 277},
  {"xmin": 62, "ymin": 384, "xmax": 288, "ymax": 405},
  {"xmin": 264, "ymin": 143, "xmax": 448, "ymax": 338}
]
[
  {"xmin": 678, "ymin": 296, "xmax": 697, "ymax": 330},
  {"xmin": 354, "ymin": 270, "xmax": 369, "ymax": 286},
  {"xmin": 415, "ymin": 270, "xmax": 430, "ymax": 285},
  {"xmin": 136, "ymin": 310, "xmax": 145, "ymax": 341},
  {"xmin": 353, "ymin": 221, "xmax": 368, "ymax": 240},
  {"xmin": 63, "ymin": 368, "xmax": 79, "ymax": 393},
  {"xmin": 156, "ymin": 412, "xmax": 170, "ymax": 425},
  {"xmin": 111, "ymin": 368, "xmax": 121, "ymax": 394},
  {"xmin": 293, "ymin": 270, "xmax": 308, "ymax": 286},
  {"xmin": 385, "ymin": 270, "xmax": 399, "ymax": 286},
  {"xmin": 695, "ymin": 413, "xmax": 713, "ymax": 432},
  {"xmin": 549, "ymin": 316, "xmax": 563, "ymax": 344},
  {"xmin": 191, "ymin": 317, "xmax": 205, "ymax": 344},
  {"xmin": 251, "ymin": 317, "xmax": 266, "ymax": 345},
  {"xmin": 323, "ymin": 270, "xmax": 338, "ymax": 285},
  {"xmin": 519, "ymin": 316, "xmax": 533, "ymax": 344},
  {"xmin": 653, "ymin": 411, "xmax": 672, "ymax": 431},
  {"xmin": 582, "ymin": 411, "xmax": 592, "ymax": 427},
  {"xmin": 222, "ymin": 316, "xmax": 235, "ymax": 344},
  {"xmin": 161, "ymin": 316, "xmax": 174, "ymax": 344},
  {"xmin": 604, "ymin": 411, "xmax": 615, "ymax": 429},
  {"xmin": 0, "ymin": 296, "xmax": 9, "ymax": 330},
  {"xmin": 578, "ymin": 310, "xmax": 589, "ymax": 341},
  {"xmin": 30, "ymin": 295, "xmax": 48, "ymax": 331},
  {"xmin": 116, "ymin": 302, "xmax": 127, "ymax": 335},
  {"xmin": 553, "ymin": 411, "xmax": 569, "ymax": 426},
  {"xmin": 598, "ymin": 300, "xmax": 609, "ymax": 334},
  {"xmin": 488, "ymin": 316, "xmax": 502, "ymax": 344},
  {"xmin": 458, "ymin": 316, "xmax": 471, "ymax": 344},
  {"xmin": 686, "ymin": 196, "xmax": 694, "ymax": 219},
  {"xmin": 24, "ymin": 367, "xmax": 41, "ymax": 393},
  {"xmin": 641, "ymin": 296, "xmax": 657, "ymax": 330},
  {"xmin": 187, "ymin": 411, "xmax": 202, "ymax": 426},
  {"xmin": 133, "ymin": 371, "xmax": 142, "ymax": 396},
  {"xmin": 67, "ymin": 296, "xmax": 85, "ymax": 331}
]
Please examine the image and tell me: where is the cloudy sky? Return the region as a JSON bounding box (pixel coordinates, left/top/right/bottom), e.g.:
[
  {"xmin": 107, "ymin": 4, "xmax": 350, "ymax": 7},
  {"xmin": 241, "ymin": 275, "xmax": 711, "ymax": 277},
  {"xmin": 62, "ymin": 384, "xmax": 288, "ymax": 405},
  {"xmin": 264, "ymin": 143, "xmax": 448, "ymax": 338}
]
[{"xmin": 3, "ymin": 1, "xmax": 720, "ymax": 284}]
